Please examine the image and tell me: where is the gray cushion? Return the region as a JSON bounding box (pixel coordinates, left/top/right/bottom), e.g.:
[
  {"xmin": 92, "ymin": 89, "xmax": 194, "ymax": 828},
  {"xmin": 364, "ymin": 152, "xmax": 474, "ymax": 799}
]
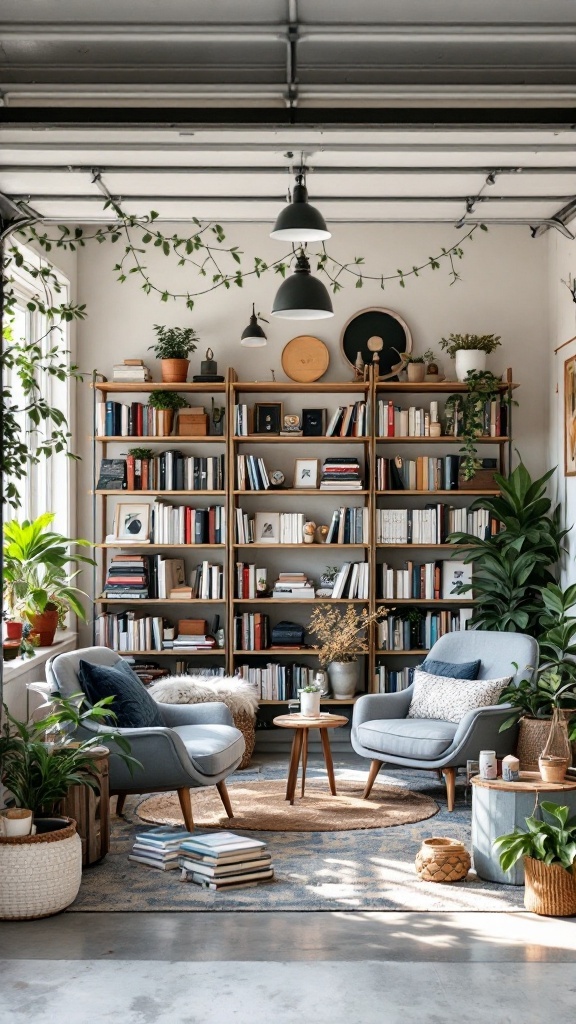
[
  {"xmin": 357, "ymin": 718, "xmax": 457, "ymax": 760},
  {"xmin": 79, "ymin": 659, "xmax": 164, "ymax": 729},
  {"xmin": 421, "ymin": 658, "xmax": 480, "ymax": 679},
  {"xmin": 172, "ymin": 724, "xmax": 245, "ymax": 776}
]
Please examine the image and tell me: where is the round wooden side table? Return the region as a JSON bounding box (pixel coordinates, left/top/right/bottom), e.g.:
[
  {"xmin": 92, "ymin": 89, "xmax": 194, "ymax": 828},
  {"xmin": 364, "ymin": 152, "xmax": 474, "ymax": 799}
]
[
  {"xmin": 273, "ymin": 713, "xmax": 348, "ymax": 805},
  {"xmin": 471, "ymin": 771, "xmax": 576, "ymax": 885}
]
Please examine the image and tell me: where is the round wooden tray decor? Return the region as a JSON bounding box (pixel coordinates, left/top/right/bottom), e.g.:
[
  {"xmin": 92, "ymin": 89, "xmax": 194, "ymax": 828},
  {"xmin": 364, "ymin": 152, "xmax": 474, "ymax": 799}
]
[
  {"xmin": 340, "ymin": 307, "xmax": 412, "ymax": 379},
  {"xmin": 281, "ymin": 336, "xmax": 330, "ymax": 382}
]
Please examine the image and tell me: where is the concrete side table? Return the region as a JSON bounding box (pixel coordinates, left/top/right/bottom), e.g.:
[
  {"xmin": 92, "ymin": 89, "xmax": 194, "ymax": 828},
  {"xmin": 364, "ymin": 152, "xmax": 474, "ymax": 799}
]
[{"xmin": 471, "ymin": 771, "xmax": 576, "ymax": 885}]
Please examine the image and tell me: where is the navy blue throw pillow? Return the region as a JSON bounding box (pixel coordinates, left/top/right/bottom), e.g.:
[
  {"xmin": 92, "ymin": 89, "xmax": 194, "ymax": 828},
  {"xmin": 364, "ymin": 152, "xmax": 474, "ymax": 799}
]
[
  {"xmin": 420, "ymin": 658, "xmax": 481, "ymax": 680},
  {"xmin": 78, "ymin": 659, "xmax": 164, "ymax": 728}
]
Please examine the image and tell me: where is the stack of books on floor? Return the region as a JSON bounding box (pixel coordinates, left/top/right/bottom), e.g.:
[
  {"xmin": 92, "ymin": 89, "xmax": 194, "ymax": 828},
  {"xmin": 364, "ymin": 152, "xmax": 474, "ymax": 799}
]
[
  {"xmin": 320, "ymin": 457, "xmax": 363, "ymax": 490},
  {"xmin": 129, "ymin": 826, "xmax": 194, "ymax": 869},
  {"xmin": 272, "ymin": 571, "xmax": 315, "ymax": 599},
  {"xmin": 179, "ymin": 831, "xmax": 274, "ymax": 890}
]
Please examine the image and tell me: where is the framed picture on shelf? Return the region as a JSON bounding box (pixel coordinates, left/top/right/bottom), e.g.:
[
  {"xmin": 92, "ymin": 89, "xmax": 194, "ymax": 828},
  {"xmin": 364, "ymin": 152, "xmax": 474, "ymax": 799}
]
[
  {"xmin": 441, "ymin": 560, "xmax": 473, "ymax": 600},
  {"xmin": 254, "ymin": 511, "xmax": 280, "ymax": 544},
  {"xmin": 114, "ymin": 502, "xmax": 151, "ymax": 542},
  {"xmin": 565, "ymin": 354, "xmax": 576, "ymax": 475},
  {"xmin": 254, "ymin": 402, "xmax": 283, "ymax": 435},
  {"xmin": 302, "ymin": 408, "xmax": 327, "ymax": 436},
  {"xmin": 293, "ymin": 458, "xmax": 319, "ymax": 488}
]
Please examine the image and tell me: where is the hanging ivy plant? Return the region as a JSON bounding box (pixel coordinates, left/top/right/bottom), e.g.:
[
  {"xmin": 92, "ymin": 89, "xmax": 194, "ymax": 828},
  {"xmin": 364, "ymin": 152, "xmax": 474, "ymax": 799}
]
[{"xmin": 445, "ymin": 370, "xmax": 514, "ymax": 481}]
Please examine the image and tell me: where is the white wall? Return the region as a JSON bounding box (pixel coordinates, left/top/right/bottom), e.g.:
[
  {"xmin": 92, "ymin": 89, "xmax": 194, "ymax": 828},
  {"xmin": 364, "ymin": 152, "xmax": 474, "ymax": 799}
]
[{"xmin": 74, "ymin": 221, "xmax": 550, "ymax": 642}]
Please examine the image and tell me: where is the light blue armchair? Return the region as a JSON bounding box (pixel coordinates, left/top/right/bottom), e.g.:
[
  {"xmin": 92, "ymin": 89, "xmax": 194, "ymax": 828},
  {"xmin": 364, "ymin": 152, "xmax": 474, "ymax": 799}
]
[
  {"xmin": 351, "ymin": 630, "xmax": 538, "ymax": 811},
  {"xmin": 46, "ymin": 647, "xmax": 245, "ymax": 831}
]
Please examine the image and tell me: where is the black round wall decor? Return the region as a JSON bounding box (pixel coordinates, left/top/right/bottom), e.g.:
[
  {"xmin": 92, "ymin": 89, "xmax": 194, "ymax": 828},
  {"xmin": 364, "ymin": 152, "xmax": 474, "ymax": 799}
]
[{"xmin": 340, "ymin": 308, "xmax": 412, "ymax": 378}]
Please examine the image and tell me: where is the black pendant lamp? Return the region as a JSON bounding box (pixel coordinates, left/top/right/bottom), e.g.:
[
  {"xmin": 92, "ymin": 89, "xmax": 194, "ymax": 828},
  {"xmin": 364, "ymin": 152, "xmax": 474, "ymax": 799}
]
[
  {"xmin": 240, "ymin": 303, "xmax": 268, "ymax": 347},
  {"xmin": 271, "ymin": 250, "xmax": 334, "ymax": 320},
  {"xmin": 270, "ymin": 173, "xmax": 331, "ymax": 242}
]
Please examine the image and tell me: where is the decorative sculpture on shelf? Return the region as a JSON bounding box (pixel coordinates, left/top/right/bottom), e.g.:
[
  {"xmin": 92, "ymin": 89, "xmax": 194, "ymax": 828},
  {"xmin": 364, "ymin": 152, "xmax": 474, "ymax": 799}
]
[{"xmin": 192, "ymin": 347, "xmax": 225, "ymax": 383}]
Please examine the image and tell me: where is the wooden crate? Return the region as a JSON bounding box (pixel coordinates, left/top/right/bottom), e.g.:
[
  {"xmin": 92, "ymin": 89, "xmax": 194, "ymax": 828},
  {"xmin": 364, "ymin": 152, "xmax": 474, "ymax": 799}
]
[{"xmin": 61, "ymin": 748, "xmax": 110, "ymax": 866}]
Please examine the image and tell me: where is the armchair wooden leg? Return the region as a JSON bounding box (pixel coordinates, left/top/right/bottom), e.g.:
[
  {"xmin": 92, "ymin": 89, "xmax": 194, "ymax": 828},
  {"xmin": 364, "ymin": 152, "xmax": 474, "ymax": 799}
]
[
  {"xmin": 363, "ymin": 759, "xmax": 383, "ymax": 800},
  {"xmin": 216, "ymin": 780, "xmax": 234, "ymax": 819},
  {"xmin": 177, "ymin": 787, "xmax": 195, "ymax": 832},
  {"xmin": 442, "ymin": 768, "xmax": 456, "ymax": 812},
  {"xmin": 115, "ymin": 793, "xmax": 127, "ymax": 816}
]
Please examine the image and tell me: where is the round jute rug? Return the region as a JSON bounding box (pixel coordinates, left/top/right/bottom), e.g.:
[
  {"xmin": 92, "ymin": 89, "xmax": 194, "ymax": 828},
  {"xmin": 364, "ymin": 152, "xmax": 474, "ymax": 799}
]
[{"xmin": 136, "ymin": 779, "xmax": 438, "ymax": 832}]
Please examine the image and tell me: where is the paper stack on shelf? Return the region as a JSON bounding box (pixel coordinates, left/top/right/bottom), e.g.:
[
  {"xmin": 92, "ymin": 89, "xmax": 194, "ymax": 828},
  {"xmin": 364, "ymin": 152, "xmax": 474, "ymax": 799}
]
[{"xmin": 179, "ymin": 831, "xmax": 274, "ymax": 890}]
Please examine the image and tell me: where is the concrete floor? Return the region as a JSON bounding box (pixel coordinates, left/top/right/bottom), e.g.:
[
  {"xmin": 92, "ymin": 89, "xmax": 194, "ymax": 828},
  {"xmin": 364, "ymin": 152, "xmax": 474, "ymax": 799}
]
[{"xmin": 1, "ymin": 756, "xmax": 576, "ymax": 1021}]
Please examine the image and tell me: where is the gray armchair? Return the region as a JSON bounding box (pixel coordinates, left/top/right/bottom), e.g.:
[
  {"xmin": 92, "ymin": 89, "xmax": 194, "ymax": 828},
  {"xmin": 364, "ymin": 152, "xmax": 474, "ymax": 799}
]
[
  {"xmin": 46, "ymin": 647, "xmax": 245, "ymax": 831},
  {"xmin": 352, "ymin": 630, "xmax": 538, "ymax": 811}
]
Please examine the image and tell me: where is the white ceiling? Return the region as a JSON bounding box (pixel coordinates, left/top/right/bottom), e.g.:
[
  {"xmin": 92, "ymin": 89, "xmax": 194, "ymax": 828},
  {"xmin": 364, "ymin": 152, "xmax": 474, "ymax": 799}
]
[{"xmin": 1, "ymin": 2, "xmax": 575, "ymax": 231}]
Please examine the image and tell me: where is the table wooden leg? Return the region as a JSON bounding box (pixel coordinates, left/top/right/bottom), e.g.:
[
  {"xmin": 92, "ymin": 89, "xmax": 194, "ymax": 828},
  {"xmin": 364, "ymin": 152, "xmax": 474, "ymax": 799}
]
[
  {"xmin": 301, "ymin": 728, "xmax": 309, "ymax": 798},
  {"xmin": 320, "ymin": 728, "xmax": 337, "ymax": 796},
  {"xmin": 286, "ymin": 730, "xmax": 303, "ymax": 805}
]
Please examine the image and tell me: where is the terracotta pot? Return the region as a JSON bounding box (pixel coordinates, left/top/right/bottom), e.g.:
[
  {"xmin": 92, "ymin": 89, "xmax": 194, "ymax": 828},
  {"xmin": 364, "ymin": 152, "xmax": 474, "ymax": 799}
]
[
  {"xmin": 156, "ymin": 410, "xmax": 174, "ymax": 436},
  {"xmin": 523, "ymin": 856, "xmax": 576, "ymax": 916},
  {"xmin": 2, "ymin": 640, "xmax": 21, "ymax": 661},
  {"xmin": 5, "ymin": 621, "xmax": 23, "ymax": 641},
  {"xmin": 28, "ymin": 608, "xmax": 59, "ymax": 647},
  {"xmin": 161, "ymin": 358, "xmax": 189, "ymax": 383},
  {"xmin": 415, "ymin": 837, "xmax": 471, "ymax": 883},
  {"xmin": 407, "ymin": 363, "xmax": 426, "ymax": 382}
]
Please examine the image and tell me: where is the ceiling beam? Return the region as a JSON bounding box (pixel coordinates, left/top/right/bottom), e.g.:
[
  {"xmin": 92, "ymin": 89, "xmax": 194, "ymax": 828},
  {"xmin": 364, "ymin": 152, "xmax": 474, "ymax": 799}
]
[
  {"xmin": 8, "ymin": 193, "xmax": 571, "ymax": 204},
  {"xmin": 6, "ymin": 164, "xmax": 576, "ymax": 176}
]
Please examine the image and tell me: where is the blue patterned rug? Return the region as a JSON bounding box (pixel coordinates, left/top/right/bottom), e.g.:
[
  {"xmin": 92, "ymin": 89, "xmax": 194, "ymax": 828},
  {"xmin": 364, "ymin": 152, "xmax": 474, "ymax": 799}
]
[{"xmin": 69, "ymin": 761, "xmax": 524, "ymax": 912}]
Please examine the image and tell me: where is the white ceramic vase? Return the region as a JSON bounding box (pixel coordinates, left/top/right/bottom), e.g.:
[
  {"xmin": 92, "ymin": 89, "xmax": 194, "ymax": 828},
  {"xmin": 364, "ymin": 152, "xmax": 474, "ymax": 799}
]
[
  {"xmin": 327, "ymin": 661, "xmax": 359, "ymax": 700},
  {"xmin": 454, "ymin": 349, "xmax": 486, "ymax": 382},
  {"xmin": 300, "ymin": 690, "xmax": 321, "ymax": 717}
]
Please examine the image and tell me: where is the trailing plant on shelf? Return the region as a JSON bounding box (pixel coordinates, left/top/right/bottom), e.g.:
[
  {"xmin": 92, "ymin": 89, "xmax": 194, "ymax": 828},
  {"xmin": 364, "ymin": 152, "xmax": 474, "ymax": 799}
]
[
  {"xmin": 439, "ymin": 333, "xmax": 502, "ymax": 358},
  {"xmin": 448, "ymin": 463, "xmax": 566, "ymax": 636},
  {"xmin": 444, "ymin": 369, "xmax": 511, "ymax": 479}
]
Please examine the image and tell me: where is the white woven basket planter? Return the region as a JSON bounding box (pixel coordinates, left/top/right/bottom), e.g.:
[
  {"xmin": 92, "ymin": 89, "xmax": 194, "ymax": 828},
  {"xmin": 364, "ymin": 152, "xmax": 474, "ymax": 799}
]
[{"xmin": 0, "ymin": 818, "xmax": 82, "ymax": 920}]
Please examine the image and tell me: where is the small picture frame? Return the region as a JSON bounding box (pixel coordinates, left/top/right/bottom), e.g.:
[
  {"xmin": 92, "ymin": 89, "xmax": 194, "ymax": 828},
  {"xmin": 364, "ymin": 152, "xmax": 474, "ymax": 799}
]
[
  {"xmin": 254, "ymin": 402, "xmax": 283, "ymax": 435},
  {"xmin": 294, "ymin": 458, "xmax": 319, "ymax": 489},
  {"xmin": 254, "ymin": 511, "xmax": 280, "ymax": 544},
  {"xmin": 114, "ymin": 502, "xmax": 150, "ymax": 542},
  {"xmin": 302, "ymin": 408, "xmax": 327, "ymax": 436}
]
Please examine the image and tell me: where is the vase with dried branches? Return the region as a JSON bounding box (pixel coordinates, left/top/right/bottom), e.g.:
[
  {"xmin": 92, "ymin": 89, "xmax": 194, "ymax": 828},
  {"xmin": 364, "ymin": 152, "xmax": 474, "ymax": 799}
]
[{"xmin": 308, "ymin": 604, "xmax": 386, "ymax": 700}]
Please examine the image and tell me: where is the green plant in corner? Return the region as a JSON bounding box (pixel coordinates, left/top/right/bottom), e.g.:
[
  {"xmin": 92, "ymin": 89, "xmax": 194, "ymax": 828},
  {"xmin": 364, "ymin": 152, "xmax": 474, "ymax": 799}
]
[
  {"xmin": 149, "ymin": 325, "xmax": 199, "ymax": 360},
  {"xmin": 493, "ymin": 801, "xmax": 576, "ymax": 873},
  {"xmin": 147, "ymin": 391, "xmax": 189, "ymax": 411},
  {"xmin": 448, "ymin": 463, "xmax": 566, "ymax": 636},
  {"xmin": 445, "ymin": 369, "xmax": 509, "ymax": 479}
]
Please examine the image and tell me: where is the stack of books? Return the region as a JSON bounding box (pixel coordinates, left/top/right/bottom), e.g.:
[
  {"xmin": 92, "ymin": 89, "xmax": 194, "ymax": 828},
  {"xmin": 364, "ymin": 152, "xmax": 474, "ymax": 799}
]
[
  {"xmin": 104, "ymin": 554, "xmax": 149, "ymax": 599},
  {"xmin": 112, "ymin": 359, "xmax": 152, "ymax": 384},
  {"xmin": 129, "ymin": 826, "xmax": 193, "ymax": 869},
  {"xmin": 320, "ymin": 457, "xmax": 363, "ymax": 490},
  {"xmin": 163, "ymin": 633, "xmax": 217, "ymax": 651},
  {"xmin": 272, "ymin": 571, "xmax": 315, "ymax": 599},
  {"xmin": 179, "ymin": 831, "xmax": 274, "ymax": 890}
]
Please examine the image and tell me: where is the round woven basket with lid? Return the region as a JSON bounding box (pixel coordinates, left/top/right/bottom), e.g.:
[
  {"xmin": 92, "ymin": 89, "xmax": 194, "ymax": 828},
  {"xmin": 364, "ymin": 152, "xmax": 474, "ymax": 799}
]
[{"xmin": 0, "ymin": 817, "xmax": 82, "ymax": 920}]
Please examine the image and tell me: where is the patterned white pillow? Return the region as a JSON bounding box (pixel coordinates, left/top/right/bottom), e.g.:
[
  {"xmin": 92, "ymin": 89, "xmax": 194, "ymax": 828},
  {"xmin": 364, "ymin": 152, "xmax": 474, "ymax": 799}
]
[{"xmin": 407, "ymin": 669, "xmax": 511, "ymax": 724}]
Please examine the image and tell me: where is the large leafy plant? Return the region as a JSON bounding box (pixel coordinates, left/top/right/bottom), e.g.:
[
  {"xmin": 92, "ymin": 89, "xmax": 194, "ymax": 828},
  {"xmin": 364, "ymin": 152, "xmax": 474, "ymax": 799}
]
[
  {"xmin": 494, "ymin": 801, "xmax": 576, "ymax": 873},
  {"xmin": 449, "ymin": 463, "xmax": 566, "ymax": 635},
  {"xmin": 3, "ymin": 512, "xmax": 94, "ymax": 625},
  {"xmin": 0, "ymin": 695, "xmax": 139, "ymax": 817}
]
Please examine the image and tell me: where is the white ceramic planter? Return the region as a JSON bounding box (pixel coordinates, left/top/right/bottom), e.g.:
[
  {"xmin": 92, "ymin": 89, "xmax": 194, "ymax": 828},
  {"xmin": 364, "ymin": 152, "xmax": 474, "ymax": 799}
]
[
  {"xmin": 455, "ymin": 349, "xmax": 486, "ymax": 382},
  {"xmin": 299, "ymin": 690, "xmax": 321, "ymax": 717},
  {"xmin": 327, "ymin": 661, "xmax": 359, "ymax": 699}
]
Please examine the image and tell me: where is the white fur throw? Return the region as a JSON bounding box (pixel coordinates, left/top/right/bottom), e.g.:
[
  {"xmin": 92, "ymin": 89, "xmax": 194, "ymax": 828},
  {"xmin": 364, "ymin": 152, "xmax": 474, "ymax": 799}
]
[{"xmin": 149, "ymin": 674, "xmax": 259, "ymax": 717}]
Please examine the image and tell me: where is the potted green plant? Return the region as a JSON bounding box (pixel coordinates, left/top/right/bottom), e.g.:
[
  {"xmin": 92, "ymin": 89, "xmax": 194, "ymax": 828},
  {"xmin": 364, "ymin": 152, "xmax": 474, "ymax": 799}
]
[
  {"xmin": 308, "ymin": 604, "xmax": 385, "ymax": 699},
  {"xmin": 392, "ymin": 349, "xmax": 426, "ymax": 382},
  {"xmin": 439, "ymin": 333, "xmax": 501, "ymax": 381},
  {"xmin": 0, "ymin": 694, "xmax": 137, "ymax": 919},
  {"xmin": 3, "ymin": 513, "xmax": 95, "ymax": 647},
  {"xmin": 494, "ymin": 801, "xmax": 576, "ymax": 916},
  {"xmin": 299, "ymin": 682, "xmax": 323, "ymax": 718},
  {"xmin": 149, "ymin": 325, "xmax": 199, "ymax": 383},
  {"xmin": 147, "ymin": 390, "xmax": 189, "ymax": 436}
]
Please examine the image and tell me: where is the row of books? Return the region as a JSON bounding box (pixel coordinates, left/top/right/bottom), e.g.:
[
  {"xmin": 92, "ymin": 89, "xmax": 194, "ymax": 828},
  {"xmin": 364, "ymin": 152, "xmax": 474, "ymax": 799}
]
[
  {"xmin": 330, "ymin": 561, "xmax": 370, "ymax": 600},
  {"xmin": 234, "ymin": 402, "xmax": 367, "ymax": 437},
  {"xmin": 374, "ymin": 666, "xmax": 414, "ymax": 693},
  {"xmin": 150, "ymin": 502, "xmax": 225, "ymax": 545},
  {"xmin": 325, "ymin": 401, "xmax": 368, "ymax": 437},
  {"xmin": 97, "ymin": 454, "xmax": 225, "ymax": 491},
  {"xmin": 378, "ymin": 559, "xmax": 472, "ymax": 600},
  {"xmin": 376, "ymin": 398, "xmax": 508, "ymax": 438},
  {"xmin": 96, "ymin": 612, "xmax": 222, "ymax": 652},
  {"xmin": 320, "ymin": 457, "xmax": 363, "ymax": 491},
  {"xmin": 326, "ymin": 506, "xmax": 369, "ymax": 544},
  {"xmin": 97, "ymin": 400, "xmax": 159, "ymax": 437},
  {"xmin": 236, "ymin": 663, "xmax": 323, "ymax": 700},
  {"xmin": 277, "ymin": 513, "xmax": 305, "ymax": 545},
  {"xmin": 375, "ymin": 505, "xmax": 497, "ymax": 544},
  {"xmin": 103, "ymin": 555, "xmax": 224, "ymax": 601},
  {"xmin": 376, "ymin": 608, "xmax": 474, "ymax": 651},
  {"xmin": 233, "ymin": 613, "xmax": 271, "ymax": 651},
  {"xmin": 376, "ymin": 455, "xmax": 467, "ymax": 491},
  {"xmin": 236, "ymin": 454, "xmax": 270, "ymax": 490},
  {"xmin": 233, "ymin": 506, "xmax": 368, "ymax": 545}
]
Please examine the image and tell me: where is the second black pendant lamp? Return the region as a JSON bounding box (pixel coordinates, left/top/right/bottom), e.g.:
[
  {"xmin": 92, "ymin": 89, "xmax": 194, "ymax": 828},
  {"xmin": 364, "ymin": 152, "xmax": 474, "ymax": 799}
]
[
  {"xmin": 270, "ymin": 172, "xmax": 331, "ymax": 242},
  {"xmin": 271, "ymin": 250, "xmax": 334, "ymax": 320}
]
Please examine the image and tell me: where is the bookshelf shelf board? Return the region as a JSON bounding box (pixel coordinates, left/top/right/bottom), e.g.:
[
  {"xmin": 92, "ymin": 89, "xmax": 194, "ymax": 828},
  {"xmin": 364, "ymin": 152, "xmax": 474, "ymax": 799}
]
[
  {"xmin": 375, "ymin": 543, "xmax": 462, "ymax": 549},
  {"xmin": 110, "ymin": 649, "xmax": 226, "ymax": 656},
  {"xmin": 93, "ymin": 382, "xmax": 226, "ymax": 394},
  {"xmin": 233, "ymin": 489, "xmax": 369, "ymax": 496},
  {"xmin": 377, "ymin": 599, "xmax": 476, "ymax": 605},
  {"xmin": 95, "ymin": 435, "xmax": 225, "ymax": 443},
  {"xmin": 375, "ymin": 436, "xmax": 509, "ymax": 444},
  {"xmin": 233, "ymin": 382, "xmax": 370, "ymax": 394},
  {"xmin": 232, "ymin": 598, "xmax": 368, "ymax": 604},
  {"xmin": 233, "ymin": 648, "xmax": 318, "ymax": 656},
  {"xmin": 376, "ymin": 381, "xmax": 518, "ymax": 393},
  {"xmin": 376, "ymin": 489, "xmax": 500, "ymax": 496},
  {"xmin": 258, "ymin": 697, "xmax": 359, "ymax": 705},
  {"xmin": 95, "ymin": 490, "xmax": 226, "ymax": 496},
  {"xmin": 376, "ymin": 649, "xmax": 430, "ymax": 656},
  {"xmin": 233, "ymin": 435, "xmax": 369, "ymax": 444},
  {"xmin": 233, "ymin": 542, "xmax": 368, "ymax": 549},
  {"xmin": 95, "ymin": 598, "xmax": 225, "ymax": 605},
  {"xmin": 97, "ymin": 543, "xmax": 226, "ymax": 550}
]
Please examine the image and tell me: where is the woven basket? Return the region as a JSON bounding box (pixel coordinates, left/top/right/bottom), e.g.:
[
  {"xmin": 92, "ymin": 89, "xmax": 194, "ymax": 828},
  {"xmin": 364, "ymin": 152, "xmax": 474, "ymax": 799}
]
[
  {"xmin": 415, "ymin": 837, "xmax": 471, "ymax": 883},
  {"xmin": 516, "ymin": 717, "xmax": 552, "ymax": 770},
  {"xmin": 0, "ymin": 817, "xmax": 82, "ymax": 920},
  {"xmin": 523, "ymin": 857, "xmax": 576, "ymax": 916},
  {"xmin": 232, "ymin": 708, "xmax": 255, "ymax": 769}
]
